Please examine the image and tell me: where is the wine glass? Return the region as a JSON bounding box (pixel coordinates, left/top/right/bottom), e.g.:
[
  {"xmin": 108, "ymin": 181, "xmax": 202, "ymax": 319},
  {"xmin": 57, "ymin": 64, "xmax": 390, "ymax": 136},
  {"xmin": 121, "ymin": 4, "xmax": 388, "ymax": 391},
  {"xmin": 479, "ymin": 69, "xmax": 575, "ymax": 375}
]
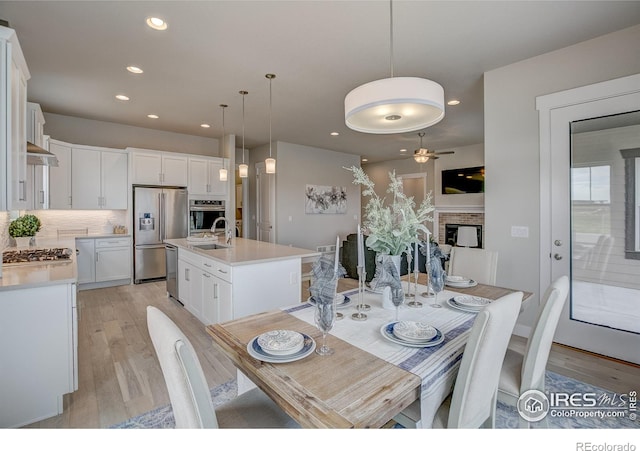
[
  {"xmin": 429, "ymin": 269, "xmax": 445, "ymax": 308},
  {"xmin": 391, "ymin": 286, "xmax": 404, "ymax": 321},
  {"xmin": 314, "ymin": 301, "xmax": 336, "ymax": 355}
]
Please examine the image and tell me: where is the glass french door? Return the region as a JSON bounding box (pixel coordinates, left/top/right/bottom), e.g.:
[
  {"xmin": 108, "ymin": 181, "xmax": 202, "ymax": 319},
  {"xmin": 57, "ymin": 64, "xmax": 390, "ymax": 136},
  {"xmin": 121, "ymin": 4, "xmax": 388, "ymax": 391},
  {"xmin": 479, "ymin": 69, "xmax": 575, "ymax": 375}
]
[{"xmin": 545, "ymin": 84, "xmax": 640, "ymax": 365}]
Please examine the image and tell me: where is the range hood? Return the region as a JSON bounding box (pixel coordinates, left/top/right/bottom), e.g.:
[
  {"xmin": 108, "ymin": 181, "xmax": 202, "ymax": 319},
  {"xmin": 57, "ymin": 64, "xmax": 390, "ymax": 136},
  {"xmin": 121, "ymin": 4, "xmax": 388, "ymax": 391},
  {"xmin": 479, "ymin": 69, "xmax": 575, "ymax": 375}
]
[{"xmin": 27, "ymin": 141, "xmax": 58, "ymax": 167}]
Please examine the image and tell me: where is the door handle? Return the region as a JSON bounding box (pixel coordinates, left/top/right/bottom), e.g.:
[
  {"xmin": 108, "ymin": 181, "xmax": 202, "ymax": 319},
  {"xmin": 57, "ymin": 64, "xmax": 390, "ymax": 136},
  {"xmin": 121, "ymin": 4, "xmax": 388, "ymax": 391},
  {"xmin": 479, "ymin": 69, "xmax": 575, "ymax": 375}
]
[
  {"xmin": 554, "ymin": 253, "xmax": 563, "ymax": 260},
  {"xmin": 554, "ymin": 240, "xmax": 563, "ymax": 247}
]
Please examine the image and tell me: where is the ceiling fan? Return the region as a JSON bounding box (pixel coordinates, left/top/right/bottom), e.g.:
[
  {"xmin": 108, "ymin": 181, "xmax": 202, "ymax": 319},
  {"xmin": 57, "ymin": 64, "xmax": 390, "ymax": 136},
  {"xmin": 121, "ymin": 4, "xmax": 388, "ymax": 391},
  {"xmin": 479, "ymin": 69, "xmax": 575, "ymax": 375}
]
[{"xmin": 410, "ymin": 132, "xmax": 455, "ymax": 163}]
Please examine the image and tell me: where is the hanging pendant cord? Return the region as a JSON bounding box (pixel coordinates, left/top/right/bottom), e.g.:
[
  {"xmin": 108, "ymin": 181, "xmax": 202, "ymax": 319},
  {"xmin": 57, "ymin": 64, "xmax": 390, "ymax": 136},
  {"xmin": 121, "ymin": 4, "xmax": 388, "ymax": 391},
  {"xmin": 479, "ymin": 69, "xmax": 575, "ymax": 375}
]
[
  {"xmin": 269, "ymin": 77, "xmax": 273, "ymax": 158},
  {"xmin": 220, "ymin": 104, "xmax": 227, "ymax": 168},
  {"xmin": 389, "ymin": 0, "xmax": 394, "ymax": 78},
  {"xmin": 241, "ymin": 92, "xmax": 246, "ymax": 164}
]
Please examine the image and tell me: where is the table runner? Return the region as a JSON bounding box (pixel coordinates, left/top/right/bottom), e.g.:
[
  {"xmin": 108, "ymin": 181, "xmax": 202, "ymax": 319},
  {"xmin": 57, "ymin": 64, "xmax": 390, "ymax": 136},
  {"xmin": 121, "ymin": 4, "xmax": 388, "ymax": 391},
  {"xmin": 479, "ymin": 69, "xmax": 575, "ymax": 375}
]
[{"xmin": 284, "ymin": 284, "xmax": 478, "ymax": 428}]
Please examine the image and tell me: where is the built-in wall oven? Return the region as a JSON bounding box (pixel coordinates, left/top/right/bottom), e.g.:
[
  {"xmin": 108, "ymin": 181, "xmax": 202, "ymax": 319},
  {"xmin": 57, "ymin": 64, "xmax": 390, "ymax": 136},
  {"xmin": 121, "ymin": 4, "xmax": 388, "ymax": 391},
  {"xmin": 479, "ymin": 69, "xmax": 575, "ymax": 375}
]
[{"xmin": 189, "ymin": 199, "xmax": 226, "ymax": 234}]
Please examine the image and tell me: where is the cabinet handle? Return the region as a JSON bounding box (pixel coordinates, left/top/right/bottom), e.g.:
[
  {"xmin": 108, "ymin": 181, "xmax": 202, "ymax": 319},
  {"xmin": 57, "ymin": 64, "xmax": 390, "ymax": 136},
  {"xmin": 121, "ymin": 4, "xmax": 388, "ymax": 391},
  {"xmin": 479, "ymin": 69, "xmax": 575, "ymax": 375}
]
[
  {"xmin": 96, "ymin": 252, "xmax": 99, "ymax": 263},
  {"xmin": 218, "ymin": 268, "xmax": 227, "ymax": 274},
  {"xmin": 214, "ymin": 282, "xmax": 218, "ymax": 300},
  {"xmin": 203, "ymin": 273, "xmax": 211, "ymax": 278},
  {"xmin": 185, "ymin": 267, "xmax": 190, "ymax": 281},
  {"xmin": 102, "ymin": 196, "xmax": 106, "ymax": 207},
  {"xmin": 203, "ymin": 263, "xmax": 212, "ymax": 268},
  {"xmin": 39, "ymin": 190, "xmax": 45, "ymax": 205},
  {"xmin": 69, "ymin": 195, "xmax": 72, "ymax": 206},
  {"xmin": 19, "ymin": 180, "xmax": 26, "ymax": 201}
]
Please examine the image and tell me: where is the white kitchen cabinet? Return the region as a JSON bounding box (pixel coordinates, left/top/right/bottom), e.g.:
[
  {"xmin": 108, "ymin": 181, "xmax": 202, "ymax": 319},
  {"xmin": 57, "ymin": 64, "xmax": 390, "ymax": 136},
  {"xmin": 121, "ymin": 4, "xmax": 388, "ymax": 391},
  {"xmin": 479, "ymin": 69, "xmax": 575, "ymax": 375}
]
[
  {"xmin": 76, "ymin": 238, "xmax": 96, "ymax": 284},
  {"xmin": 26, "ymin": 164, "xmax": 48, "ymax": 210},
  {"xmin": 178, "ymin": 248, "xmax": 201, "ymax": 318},
  {"xmin": 129, "ymin": 149, "xmax": 188, "ymax": 186},
  {"xmin": 0, "ymin": 283, "xmax": 76, "ymax": 428},
  {"xmin": 188, "ymin": 156, "xmax": 228, "ymax": 197},
  {"xmin": 72, "ymin": 146, "xmax": 128, "ymax": 210},
  {"xmin": 27, "ymin": 102, "xmax": 45, "ymax": 147},
  {"xmin": 201, "ymin": 269, "xmax": 232, "ymax": 326},
  {"xmin": 96, "ymin": 239, "xmax": 132, "ymax": 282},
  {"xmin": 48, "ymin": 140, "xmax": 72, "ymax": 209},
  {"xmin": 1, "ymin": 26, "xmax": 30, "ymax": 211},
  {"xmin": 76, "ymin": 236, "xmax": 132, "ymax": 290}
]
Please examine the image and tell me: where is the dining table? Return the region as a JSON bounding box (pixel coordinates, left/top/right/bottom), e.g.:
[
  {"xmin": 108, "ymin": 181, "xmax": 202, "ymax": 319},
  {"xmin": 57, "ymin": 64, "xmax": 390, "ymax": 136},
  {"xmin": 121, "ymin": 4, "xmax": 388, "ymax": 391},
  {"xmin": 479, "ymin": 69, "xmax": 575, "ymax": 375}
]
[{"xmin": 206, "ymin": 281, "xmax": 533, "ymax": 429}]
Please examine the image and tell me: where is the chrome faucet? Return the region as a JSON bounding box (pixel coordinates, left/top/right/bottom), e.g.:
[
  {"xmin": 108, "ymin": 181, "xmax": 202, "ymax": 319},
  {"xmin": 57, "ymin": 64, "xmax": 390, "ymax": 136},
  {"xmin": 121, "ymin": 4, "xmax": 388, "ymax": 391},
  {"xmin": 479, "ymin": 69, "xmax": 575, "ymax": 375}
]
[{"xmin": 212, "ymin": 217, "xmax": 232, "ymax": 245}]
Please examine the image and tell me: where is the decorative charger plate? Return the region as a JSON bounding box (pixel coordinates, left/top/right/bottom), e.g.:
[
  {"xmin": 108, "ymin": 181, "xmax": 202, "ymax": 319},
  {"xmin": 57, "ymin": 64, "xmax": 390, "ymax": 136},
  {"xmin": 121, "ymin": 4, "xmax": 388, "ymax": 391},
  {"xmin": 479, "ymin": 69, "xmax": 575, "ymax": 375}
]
[
  {"xmin": 392, "ymin": 321, "xmax": 437, "ymax": 342},
  {"xmin": 380, "ymin": 322, "xmax": 444, "ymax": 348},
  {"xmin": 257, "ymin": 330, "xmax": 305, "ymax": 355},
  {"xmin": 453, "ymin": 295, "xmax": 491, "ymax": 308},
  {"xmin": 446, "ymin": 297, "xmax": 489, "ymax": 313},
  {"xmin": 247, "ymin": 333, "xmax": 316, "ymax": 363},
  {"xmin": 307, "ymin": 295, "xmax": 352, "ymax": 309}
]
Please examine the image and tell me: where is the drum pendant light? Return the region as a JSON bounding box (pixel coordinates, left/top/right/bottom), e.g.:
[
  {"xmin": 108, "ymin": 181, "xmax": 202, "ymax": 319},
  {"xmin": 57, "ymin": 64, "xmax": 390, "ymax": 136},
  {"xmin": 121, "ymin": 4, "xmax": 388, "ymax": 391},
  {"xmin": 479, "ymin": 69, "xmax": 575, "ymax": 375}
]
[
  {"xmin": 344, "ymin": 0, "xmax": 444, "ymax": 134},
  {"xmin": 239, "ymin": 91, "xmax": 249, "ymax": 178},
  {"xmin": 265, "ymin": 74, "xmax": 276, "ymax": 174},
  {"xmin": 219, "ymin": 104, "xmax": 228, "ymax": 182}
]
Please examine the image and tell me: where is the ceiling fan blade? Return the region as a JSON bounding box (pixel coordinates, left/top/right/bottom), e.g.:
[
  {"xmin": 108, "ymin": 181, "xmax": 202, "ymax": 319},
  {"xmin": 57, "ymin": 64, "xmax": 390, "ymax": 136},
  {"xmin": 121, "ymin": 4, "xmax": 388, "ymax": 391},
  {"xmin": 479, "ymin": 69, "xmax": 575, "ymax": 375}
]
[{"xmin": 434, "ymin": 151, "xmax": 455, "ymax": 155}]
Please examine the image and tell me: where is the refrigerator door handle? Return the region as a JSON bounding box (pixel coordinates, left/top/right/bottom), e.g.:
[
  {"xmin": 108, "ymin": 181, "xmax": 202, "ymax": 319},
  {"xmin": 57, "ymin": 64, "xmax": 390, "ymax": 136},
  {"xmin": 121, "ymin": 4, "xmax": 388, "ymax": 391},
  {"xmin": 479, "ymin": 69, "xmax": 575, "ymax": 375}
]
[
  {"xmin": 161, "ymin": 192, "xmax": 167, "ymax": 241},
  {"xmin": 157, "ymin": 192, "xmax": 163, "ymax": 243}
]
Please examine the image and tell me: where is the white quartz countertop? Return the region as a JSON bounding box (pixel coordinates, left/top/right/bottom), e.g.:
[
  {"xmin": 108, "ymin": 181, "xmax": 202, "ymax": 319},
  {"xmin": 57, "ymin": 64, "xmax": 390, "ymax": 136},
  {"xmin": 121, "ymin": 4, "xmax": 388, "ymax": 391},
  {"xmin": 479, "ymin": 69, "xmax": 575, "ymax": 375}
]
[
  {"xmin": 164, "ymin": 237, "xmax": 320, "ymax": 266},
  {"xmin": 1, "ymin": 238, "xmax": 78, "ymax": 291}
]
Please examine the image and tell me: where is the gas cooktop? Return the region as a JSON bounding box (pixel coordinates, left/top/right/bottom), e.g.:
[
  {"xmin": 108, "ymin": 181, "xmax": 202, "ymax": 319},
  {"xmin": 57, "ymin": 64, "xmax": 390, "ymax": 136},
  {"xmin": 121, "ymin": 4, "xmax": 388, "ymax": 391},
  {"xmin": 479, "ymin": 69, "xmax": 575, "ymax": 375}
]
[{"xmin": 2, "ymin": 248, "xmax": 73, "ymax": 265}]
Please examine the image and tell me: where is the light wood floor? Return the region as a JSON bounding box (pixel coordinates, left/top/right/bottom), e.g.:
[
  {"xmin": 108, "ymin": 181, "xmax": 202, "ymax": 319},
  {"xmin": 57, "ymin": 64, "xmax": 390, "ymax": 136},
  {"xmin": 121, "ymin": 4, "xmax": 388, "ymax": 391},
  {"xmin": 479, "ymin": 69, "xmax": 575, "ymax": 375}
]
[{"xmin": 25, "ymin": 276, "xmax": 639, "ymax": 428}]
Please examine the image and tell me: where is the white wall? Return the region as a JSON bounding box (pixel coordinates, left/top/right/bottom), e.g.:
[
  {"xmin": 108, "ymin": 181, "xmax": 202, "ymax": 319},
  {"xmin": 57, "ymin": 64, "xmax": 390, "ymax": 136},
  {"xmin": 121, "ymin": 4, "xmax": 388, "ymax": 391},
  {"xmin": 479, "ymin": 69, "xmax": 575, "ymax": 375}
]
[
  {"xmin": 484, "ymin": 24, "xmax": 640, "ymax": 333},
  {"xmin": 275, "ymin": 142, "xmax": 361, "ymax": 250},
  {"xmin": 43, "ymin": 113, "xmax": 221, "ymax": 157}
]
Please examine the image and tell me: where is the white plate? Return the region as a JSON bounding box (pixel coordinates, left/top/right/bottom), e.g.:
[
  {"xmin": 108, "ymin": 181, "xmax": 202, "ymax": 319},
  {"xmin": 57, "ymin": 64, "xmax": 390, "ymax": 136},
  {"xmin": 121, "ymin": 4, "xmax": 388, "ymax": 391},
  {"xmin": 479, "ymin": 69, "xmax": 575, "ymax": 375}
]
[
  {"xmin": 247, "ymin": 334, "xmax": 316, "ymax": 363},
  {"xmin": 446, "ymin": 298, "xmax": 484, "ymax": 313},
  {"xmin": 257, "ymin": 329, "xmax": 304, "ymax": 355},
  {"xmin": 453, "ymin": 295, "xmax": 491, "ymax": 308},
  {"xmin": 393, "ymin": 321, "xmax": 437, "ymax": 342},
  {"xmin": 307, "ymin": 295, "xmax": 352, "ymax": 309},
  {"xmin": 380, "ymin": 322, "xmax": 445, "ymax": 348},
  {"xmin": 446, "ymin": 275, "xmax": 470, "ymax": 283},
  {"xmin": 445, "ymin": 279, "xmax": 478, "ymax": 288}
]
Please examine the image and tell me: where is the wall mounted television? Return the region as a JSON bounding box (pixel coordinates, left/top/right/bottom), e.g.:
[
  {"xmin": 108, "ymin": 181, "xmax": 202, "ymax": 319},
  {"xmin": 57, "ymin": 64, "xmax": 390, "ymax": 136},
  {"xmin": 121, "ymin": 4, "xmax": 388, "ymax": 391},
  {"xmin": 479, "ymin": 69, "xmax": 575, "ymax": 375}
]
[{"xmin": 442, "ymin": 166, "xmax": 485, "ymax": 194}]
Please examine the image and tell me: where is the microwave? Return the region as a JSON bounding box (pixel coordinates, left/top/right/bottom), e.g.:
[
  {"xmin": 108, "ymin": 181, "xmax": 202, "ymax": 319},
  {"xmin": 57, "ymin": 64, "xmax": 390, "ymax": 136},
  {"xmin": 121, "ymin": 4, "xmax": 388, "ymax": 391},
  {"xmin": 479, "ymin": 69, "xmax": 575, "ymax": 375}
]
[{"xmin": 189, "ymin": 199, "xmax": 226, "ymax": 234}]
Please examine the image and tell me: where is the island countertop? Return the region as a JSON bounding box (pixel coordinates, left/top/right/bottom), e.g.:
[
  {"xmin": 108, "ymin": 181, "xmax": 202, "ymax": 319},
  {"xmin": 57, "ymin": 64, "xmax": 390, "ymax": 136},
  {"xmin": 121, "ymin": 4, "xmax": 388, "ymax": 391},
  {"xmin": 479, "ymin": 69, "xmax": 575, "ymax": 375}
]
[
  {"xmin": 164, "ymin": 237, "xmax": 320, "ymax": 266},
  {"xmin": 1, "ymin": 238, "xmax": 78, "ymax": 291}
]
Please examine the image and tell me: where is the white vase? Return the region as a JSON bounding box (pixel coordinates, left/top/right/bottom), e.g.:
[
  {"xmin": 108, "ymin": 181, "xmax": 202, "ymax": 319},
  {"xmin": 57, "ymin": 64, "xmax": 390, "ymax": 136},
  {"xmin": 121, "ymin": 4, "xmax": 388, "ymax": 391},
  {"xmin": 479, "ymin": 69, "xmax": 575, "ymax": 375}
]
[
  {"xmin": 379, "ymin": 254, "xmax": 402, "ymax": 310},
  {"xmin": 14, "ymin": 237, "xmax": 32, "ymax": 248}
]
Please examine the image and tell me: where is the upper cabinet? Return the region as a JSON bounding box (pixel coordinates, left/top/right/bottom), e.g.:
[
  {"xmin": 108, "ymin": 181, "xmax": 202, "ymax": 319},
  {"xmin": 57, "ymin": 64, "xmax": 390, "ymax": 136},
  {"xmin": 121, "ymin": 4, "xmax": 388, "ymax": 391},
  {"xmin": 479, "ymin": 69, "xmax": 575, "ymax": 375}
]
[
  {"xmin": 1, "ymin": 26, "xmax": 30, "ymax": 211},
  {"xmin": 129, "ymin": 149, "xmax": 188, "ymax": 187},
  {"xmin": 48, "ymin": 139, "xmax": 128, "ymax": 210},
  {"xmin": 27, "ymin": 102, "xmax": 45, "ymax": 147},
  {"xmin": 188, "ymin": 156, "xmax": 228, "ymax": 197}
]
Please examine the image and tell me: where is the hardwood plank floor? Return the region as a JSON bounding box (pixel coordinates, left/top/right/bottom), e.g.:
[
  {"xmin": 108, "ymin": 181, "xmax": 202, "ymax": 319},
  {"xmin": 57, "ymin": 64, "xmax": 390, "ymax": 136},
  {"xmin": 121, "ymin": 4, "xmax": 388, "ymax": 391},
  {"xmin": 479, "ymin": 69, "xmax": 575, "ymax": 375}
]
[{"xmin": 24, "ymin": 276, "xmax": 639, "ymax": 428}]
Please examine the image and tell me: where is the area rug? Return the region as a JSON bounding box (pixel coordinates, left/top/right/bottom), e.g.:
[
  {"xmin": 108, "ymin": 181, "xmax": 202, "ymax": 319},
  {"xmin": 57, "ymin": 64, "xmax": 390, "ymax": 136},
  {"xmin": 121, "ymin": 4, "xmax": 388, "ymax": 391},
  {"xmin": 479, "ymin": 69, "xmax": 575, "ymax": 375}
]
[{"xmin": 110, "ymin": 371, "xmax": 638, "ymax": 429}]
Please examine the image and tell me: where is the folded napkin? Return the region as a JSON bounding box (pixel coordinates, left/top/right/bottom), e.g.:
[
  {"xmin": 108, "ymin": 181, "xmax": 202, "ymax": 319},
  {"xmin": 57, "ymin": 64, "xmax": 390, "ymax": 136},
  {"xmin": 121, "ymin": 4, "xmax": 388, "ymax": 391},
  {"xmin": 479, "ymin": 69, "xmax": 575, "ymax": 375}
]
[
  {"xmin": 371, "ymin": 256, "xmax": 403, "ymax": 292},
  {"xmin": 308, "ymin": 254, "xmax": 346, "ymax": 305}
]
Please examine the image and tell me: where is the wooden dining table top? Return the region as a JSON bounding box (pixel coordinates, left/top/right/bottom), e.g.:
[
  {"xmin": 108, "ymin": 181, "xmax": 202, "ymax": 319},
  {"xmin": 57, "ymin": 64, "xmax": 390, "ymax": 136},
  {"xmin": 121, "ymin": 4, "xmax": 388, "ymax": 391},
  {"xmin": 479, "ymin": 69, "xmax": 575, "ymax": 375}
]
[{"xmin": 206, "ymin": 282, "xmax": 532, "ymax": 429}]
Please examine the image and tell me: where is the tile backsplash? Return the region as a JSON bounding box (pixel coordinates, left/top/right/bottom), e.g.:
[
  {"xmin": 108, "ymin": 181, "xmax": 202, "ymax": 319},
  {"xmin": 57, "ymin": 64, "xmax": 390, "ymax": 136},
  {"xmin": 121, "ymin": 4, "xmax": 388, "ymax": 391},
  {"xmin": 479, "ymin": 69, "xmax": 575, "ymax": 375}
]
[{"xmin": 1, "ymin": 210, "xmax": 129, "ymax": 248}]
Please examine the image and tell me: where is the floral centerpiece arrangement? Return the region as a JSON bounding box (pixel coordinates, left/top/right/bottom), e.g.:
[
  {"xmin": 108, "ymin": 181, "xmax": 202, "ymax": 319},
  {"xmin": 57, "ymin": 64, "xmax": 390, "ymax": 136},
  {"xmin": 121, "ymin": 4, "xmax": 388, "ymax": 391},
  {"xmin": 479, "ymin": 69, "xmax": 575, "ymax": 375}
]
[{"xmin": 345, "ymin": 166, "xmax": 434, "ymax": 256}]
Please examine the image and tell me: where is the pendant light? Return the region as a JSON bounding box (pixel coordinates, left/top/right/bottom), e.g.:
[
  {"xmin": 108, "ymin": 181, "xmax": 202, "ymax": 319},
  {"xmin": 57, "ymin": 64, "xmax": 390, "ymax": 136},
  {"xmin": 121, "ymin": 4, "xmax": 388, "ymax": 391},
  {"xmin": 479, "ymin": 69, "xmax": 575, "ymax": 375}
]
[
  {"xmin": 413, "ymin": 132, "xmax": 429, "ymax": 163},
  {"xmin": 344, "ymin": 0, "xmax": 444, "ymax": 134},
  {"xmin": 219, "ymin": 104, "xmax": 228, "ymax": 182},
  {"xmin": 265, "ymin": 73, "xmax": 276, "ymax": 174},
  {"xmin": 239, "ymin": 90, "xmax": 249, "ymax": 178}
]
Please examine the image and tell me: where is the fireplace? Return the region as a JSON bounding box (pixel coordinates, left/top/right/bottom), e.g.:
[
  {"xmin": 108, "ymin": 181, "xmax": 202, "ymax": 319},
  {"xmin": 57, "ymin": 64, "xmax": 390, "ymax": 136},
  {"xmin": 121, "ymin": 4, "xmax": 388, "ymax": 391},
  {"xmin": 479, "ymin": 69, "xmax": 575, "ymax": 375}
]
[{"xmin": 445, "ymin": 223, "xmax": 483, "ymax": 248}]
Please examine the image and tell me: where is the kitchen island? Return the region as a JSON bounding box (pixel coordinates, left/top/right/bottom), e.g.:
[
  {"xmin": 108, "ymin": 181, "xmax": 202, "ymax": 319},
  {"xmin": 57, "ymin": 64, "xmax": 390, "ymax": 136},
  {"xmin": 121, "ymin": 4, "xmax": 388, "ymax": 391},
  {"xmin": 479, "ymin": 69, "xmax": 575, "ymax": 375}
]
[
  {"xmin": 0, "ymin": 240, "xmax": 78, "ymax": 428},
  {"xmin": 164, "ymin": 237, "xmax": 320, "ymax": 325}
]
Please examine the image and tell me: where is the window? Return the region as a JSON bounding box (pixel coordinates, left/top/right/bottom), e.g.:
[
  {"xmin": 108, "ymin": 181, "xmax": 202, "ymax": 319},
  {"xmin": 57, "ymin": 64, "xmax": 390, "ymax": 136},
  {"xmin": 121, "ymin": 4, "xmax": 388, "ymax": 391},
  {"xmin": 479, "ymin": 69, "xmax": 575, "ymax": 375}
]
[
  {"xmin": 571, "ymin": 165, "xmax": 611, "ymax": 237},
  {"xmin": 620, "ymin": 148, "xmax": 640, "ymax": 258}
]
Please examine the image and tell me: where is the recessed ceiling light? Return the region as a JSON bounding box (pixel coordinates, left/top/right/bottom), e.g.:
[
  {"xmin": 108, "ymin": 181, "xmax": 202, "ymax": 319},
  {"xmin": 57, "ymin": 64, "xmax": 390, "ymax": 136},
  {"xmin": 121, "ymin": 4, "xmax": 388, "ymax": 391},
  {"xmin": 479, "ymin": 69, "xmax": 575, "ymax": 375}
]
[
  {"xmin": 146, "ymin": 17, "xmax": 167, "ymax": 31},
  {"xmin": 362, "ymin": 158, "xmax": 368, "ymax": 162},
  {"xmin": 126, "ymin": 66, "xmax": 144, "ymax": 74},
  {"xmin": 115, "ymin": 94, "xmax": 130, "ymax": 101},
  {"xmin": 147, "ymin": 114, "xmax": 159, "ymax": 119},
  {"xmin": 200, "ymin": 124, "xmax": 211, "ymax": 128},
  {"xmin": 400, "ymin": 148, "xmax": 407, "ymax": 153},
  {"xmin": 330, "ymin": 132, "xmax": 339, "ymax": 136},
  {"xmin": 447, "ymin": 99, "xmax": 461, "ymax": 106}
]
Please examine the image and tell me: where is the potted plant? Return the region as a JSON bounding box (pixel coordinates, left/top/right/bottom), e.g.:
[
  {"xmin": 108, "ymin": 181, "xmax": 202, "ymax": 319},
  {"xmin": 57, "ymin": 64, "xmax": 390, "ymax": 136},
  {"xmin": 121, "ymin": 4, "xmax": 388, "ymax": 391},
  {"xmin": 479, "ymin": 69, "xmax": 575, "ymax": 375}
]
[{"xmin": 9, "ymin": 214, "xmax": 41, "ymax": 247}]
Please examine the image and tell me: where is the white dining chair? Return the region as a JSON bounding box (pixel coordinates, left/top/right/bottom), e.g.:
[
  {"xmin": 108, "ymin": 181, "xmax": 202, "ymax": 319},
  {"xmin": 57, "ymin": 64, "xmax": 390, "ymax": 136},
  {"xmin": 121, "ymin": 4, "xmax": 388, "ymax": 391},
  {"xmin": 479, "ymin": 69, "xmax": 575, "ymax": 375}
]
[
  {"xmin": 497, "ymin": 275, "xmax": 570, "ymax": 428},
  {"xmin": 394, "ymin": 291, "xmax": 523, "ymax": 428},
  {"xmin": 146, "ymin": 306, "xmax": 298, "ymax": 428},
  {"xmin": 448, "ymin": 246, "xmax": 498, "ymax": 285}
]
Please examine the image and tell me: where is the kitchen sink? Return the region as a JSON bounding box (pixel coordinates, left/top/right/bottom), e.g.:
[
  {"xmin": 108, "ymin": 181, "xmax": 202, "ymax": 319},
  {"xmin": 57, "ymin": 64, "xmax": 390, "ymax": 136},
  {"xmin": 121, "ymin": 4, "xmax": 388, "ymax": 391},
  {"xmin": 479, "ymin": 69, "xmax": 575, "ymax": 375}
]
[{"xmin": 192, "ymin": 243, "xmax": 229, "ymax": 250}]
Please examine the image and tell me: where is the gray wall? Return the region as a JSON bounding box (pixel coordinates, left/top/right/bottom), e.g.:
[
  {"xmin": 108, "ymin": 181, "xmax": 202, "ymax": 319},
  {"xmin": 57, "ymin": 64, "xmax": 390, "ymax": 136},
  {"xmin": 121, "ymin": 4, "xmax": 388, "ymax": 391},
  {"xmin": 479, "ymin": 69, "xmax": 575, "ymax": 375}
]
[
  {"xmin": 484, "ymin": 24, "xmax": 640, "ymax": 333},
  {"xmin": 275, "ymin": 142, "xmax": 361, "ymax": 250},
  {"xmin": 43, "ymin": 112, "xmax": 221, "ymax": 156}
]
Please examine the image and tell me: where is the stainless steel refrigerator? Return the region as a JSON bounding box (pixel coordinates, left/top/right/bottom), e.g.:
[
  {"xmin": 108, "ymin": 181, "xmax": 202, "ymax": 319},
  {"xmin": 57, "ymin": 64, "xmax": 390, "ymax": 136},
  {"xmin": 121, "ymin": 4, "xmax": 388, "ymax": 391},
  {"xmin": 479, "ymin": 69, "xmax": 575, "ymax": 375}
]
[{"xmin": 133, "ymin": 186, "xmax": 188, "ymax": 283}]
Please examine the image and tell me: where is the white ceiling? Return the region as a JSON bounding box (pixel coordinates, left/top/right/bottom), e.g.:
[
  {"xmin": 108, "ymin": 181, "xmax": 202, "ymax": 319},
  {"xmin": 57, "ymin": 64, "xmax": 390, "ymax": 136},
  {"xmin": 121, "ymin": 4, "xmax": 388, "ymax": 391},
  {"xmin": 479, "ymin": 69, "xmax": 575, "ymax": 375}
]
[{"xmin": 2, "ymin": 1, "xmax": 639, "ymax": 163}]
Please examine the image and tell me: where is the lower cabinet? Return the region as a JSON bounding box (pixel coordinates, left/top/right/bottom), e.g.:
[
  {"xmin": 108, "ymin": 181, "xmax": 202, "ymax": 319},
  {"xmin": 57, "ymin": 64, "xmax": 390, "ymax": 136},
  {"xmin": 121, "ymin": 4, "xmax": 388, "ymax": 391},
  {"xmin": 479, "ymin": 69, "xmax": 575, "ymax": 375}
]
[
  {"xmin": 76, "ymin": 236, "xmax": 132, "ymax": 290},
  {"xmin": 201, "ymin": 269, "xmax": 232, "ymax": 325}
]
